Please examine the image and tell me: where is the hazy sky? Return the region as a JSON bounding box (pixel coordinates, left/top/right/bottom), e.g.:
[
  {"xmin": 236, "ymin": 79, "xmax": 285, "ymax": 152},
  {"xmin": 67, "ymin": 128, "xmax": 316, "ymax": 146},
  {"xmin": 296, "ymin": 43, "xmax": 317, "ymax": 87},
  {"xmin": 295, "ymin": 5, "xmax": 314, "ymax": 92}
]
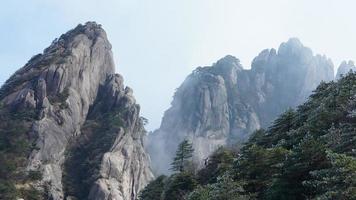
[{"xmin": 1, "ymin": 0, "xmax": 355, "ymax": 130}]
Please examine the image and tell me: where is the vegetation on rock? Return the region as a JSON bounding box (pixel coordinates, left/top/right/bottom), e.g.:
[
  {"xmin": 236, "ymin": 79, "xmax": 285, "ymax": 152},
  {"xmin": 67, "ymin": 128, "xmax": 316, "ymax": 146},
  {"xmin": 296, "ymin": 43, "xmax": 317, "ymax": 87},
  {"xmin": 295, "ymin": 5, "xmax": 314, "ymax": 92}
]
[
  {"xmin": 170, "ymin": 139, "xmax": 194, "ymax": 173},
  {"xmin": 0, "ymin": 103, "xmax": 43, "ymax": 200},
  {"xmin": 63, "ymin": 106, "xmax": 126, "ymax": 200},
  {"xmin": 140, "ymin": 72, "xmax": 356, "ymax": 200}
]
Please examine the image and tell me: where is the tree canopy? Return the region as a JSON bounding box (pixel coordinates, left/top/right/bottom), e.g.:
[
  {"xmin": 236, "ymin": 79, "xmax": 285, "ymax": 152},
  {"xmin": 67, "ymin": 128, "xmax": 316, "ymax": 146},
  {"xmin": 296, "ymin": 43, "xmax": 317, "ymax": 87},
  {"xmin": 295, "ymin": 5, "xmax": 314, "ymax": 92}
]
[
  {"xmin": 140, "ymin": 72, "xmax": 356, "ymax": 200},
  {"xmin": 170, "ymin": 139, "xmax": 194, "ymax": 173}
]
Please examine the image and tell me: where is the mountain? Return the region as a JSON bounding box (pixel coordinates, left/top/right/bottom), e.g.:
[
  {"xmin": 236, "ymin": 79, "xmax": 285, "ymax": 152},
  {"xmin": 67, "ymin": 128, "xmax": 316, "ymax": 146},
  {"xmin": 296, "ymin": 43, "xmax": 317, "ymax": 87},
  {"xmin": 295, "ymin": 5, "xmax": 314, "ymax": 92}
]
[
  {"xmin": 0, "ymin": 22, "xmax": 153, "ymax": 200},
  {"xmin": 148, "ymin": 38, "xmax": 335, "ymax": 174},
  {"xmin": 140, "ymin": 72, "xmax": 356, "ymax": 200},
  {"xmin": 336, "ymin": 60, "xmax": 356, "ymax": 79}
]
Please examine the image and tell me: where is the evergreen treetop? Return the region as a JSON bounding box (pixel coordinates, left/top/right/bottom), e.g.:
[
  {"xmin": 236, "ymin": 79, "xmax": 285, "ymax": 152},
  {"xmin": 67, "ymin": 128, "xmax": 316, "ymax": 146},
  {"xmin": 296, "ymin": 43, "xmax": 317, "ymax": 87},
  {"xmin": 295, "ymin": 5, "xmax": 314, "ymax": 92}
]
[{"xmin": 171, "ymin": 139, "xmax": 194, "ymax": 173}]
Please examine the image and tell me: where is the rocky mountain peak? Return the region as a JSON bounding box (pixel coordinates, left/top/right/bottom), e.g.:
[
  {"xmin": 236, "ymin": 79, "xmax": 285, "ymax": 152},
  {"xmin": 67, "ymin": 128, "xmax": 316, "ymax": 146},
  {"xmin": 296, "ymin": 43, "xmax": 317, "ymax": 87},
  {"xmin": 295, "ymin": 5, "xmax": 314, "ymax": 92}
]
[
  {"xmin": 215, "ymin": 55, "xmax": 241, "ymax": 67},
  {"xmin": 0, "ymin": 22, "xmax": 153, "ymax": 200},
  {"xmin": 0, "ymin": 22, "xmax": 114, "ymax": 104},
  {"xmin": 336, "ymin": 60, "xmax": 356, "ymax": 79},
  {"xmin": 278, "ymin": 37, "xmax": 305, "ymax": 52},
  {"xmin": 43, "ymin": 21, "xmax": 109, "ymax": 55},
  {"xmin": 277, "ymin": 37, "xmax": 313, "ymax": 61},
  {"xmin": 148, "ymin": 38, "xmax": 335, "ymax": 175},
  {"xmin": 251, "ymin": 48, "xmax": 277, "ymax": 70}
]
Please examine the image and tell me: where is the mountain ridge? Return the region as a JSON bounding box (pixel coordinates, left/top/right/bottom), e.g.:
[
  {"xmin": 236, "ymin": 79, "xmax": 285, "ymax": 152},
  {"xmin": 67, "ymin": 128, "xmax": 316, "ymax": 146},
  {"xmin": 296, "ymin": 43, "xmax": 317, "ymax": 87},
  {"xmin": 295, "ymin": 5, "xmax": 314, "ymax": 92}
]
[
  {"xmin": 140, "ymin": 71, "xmax": 356, "ymax": 200},
  {"xmin": 0, "ymin": 22, "xmax": 153, "ymax": 200},
  {"xmin": 148, "ymin": 38, "xmax": 335, "ymax": 175}
]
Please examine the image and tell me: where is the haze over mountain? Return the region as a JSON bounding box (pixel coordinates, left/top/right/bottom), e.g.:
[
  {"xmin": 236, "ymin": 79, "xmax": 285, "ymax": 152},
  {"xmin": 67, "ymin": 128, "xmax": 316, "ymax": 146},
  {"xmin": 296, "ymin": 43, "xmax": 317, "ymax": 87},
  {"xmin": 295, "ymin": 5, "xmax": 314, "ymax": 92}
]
[
  {"xmin": 140, "ymin": 71, "xmax": 356, "ymax": 200},
  {"xmin": 147, "ymin": 38, "xmax": 336, "ymax": 174},
  {"xmin": 336, "ymin": 60, "xmax": 356, "ymax": 79},
  {"xmin": 2, "ymin": 1, "xmax": 356, "ymax": 132},
  {"xmin": 0, "ymin": 15, "xmax": 355, "ymax": 200},
  {"xmin": 0, "ymin": 22, "xmax": 153, "ymax": 200}
]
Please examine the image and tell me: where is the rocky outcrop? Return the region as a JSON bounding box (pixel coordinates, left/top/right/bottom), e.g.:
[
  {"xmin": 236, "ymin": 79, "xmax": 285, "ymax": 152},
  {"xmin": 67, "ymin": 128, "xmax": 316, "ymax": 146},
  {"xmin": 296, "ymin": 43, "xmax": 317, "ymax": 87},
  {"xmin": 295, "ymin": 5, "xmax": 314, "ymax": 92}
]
[
  {"xmin": 148, "ymin": 38, "xmax": 335, "ymax": 174},
  {"xmin": 0, "ymin": 22, "xmax": 153, "ymax": 200},
  {"xmin": 85, "ymin": 75, "xmax": 153, "ymax": 200},
  {"xmin": 336, "ymin": 60, "xmax": 356, "ymax": 79}
]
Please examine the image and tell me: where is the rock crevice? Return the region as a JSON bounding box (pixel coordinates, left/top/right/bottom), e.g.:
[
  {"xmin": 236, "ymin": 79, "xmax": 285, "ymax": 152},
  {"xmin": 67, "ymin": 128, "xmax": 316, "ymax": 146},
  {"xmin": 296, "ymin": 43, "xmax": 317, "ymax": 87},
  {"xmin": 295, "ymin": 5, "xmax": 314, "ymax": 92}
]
[
  {"xmin": 0, "ymin": 22, "xmax": 153, "ymax": 200},
  {"xmin": 148, "ymin": 38, "xmax": 335, "ymax": 174}
]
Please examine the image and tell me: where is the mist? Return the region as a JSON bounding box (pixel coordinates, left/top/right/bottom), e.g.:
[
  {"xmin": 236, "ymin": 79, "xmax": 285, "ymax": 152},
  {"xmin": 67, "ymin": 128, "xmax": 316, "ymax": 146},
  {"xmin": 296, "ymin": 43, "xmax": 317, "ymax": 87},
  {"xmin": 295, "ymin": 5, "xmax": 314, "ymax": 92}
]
[{"xmin": 1, "ymin": 0, "xmax": 356, "ymax": 132}]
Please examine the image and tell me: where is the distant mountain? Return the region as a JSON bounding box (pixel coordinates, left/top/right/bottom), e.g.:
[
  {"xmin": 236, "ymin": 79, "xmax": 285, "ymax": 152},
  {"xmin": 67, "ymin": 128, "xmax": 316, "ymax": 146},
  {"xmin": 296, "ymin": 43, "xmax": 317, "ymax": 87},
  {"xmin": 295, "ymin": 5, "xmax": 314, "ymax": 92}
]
[
  {"xmin": 141, "ymin": 70, "xmax": 356, "ymax": 200},
  {"xmin": 0, "ymin": 22, "xmax": 153, "ymax": 200},
  {"xmin": 148, "ymin": 38, "xmax": 335, "ymax": 174},
  {"xmin": 336, "ymin": 60, "xmax": 356, "ymax": 79}
]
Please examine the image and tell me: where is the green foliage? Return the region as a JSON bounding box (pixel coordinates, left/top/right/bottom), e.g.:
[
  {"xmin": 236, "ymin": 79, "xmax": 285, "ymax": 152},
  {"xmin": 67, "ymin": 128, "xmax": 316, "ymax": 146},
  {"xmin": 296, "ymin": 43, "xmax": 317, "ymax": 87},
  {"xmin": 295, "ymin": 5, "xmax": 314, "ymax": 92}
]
[
  {"xmin": 63, "ymin": 107, "xmax": 126, "ymax": 200},
  {"xmin": 141, "ymin": 116, "xmax": 149, "ymax": 126},
  {"xmin": 197, "ymin": 147, "xmax": 235, "ymax": 184},
  {"xmin": 142, "ymin": 147, "xmax": 249, "ymax": 200},
  {"xmin": 245, "ymin": 129, "xmax": 267, "ymax": 147},
  {"xmin": 189, "ymin": 174, "xmax": 250, "ymax": 200},
  {"xmin": 139, "ymin": 172, "xmax": 197, "ymax": 200},
  {"xmin": 0, "ymin": 181, "xmax": 17, "ymax": 200},
  {"xmin": 263, "ymin": 109, "xmax": 297, "ymax": 149},
  {"xmin": 241, "ymin": 73, "xmax": 356, "ymax": 199},
  {"xmin": 27, "ymin": 170, "xmax": 43, "ymax": 181},
  {"xmin": 141, "ymin": 73, "xmax": 356, "ymax": 200},
  {"xmin": 264, "ymin": 135, "xmax": 329, "ymax": 199},
  {"xmin": 48, "ymin": 87, "xmax": 70, "ymax": 109},
  {"xmin": 324, "ymin": 123, "xmax": 356, "ymax": 156},
  {"xmin": 163, "ymin": 172, "xmax": 197, "ymax": 200},
  {"xmin": 170, "ymin": 139, "xmax": 194, "ymax": 173},
  {"xmin": 235, "ymin": 144, "xmax": 289, "ymax": 198},
  {"xmin": 0, "ymin": 78, "xmax": 32, "ymax": 101},
  {"xmin": 305, "ymin": 152, "xmax": 356, "ymax": 200},
  {"xmin": 18, "ymin": 186, "xmax": 43, "ymax": 200},
  {"xmin": 0, "ymin": 103, "xmax": 41, "ymax": 199},
  {"xmin": 187, "ymin": 186, "xmax": 210, "ymax": 200},
  {"xmin": 139, "ymin": 175, "xmax": 167, "ymax": 200}
]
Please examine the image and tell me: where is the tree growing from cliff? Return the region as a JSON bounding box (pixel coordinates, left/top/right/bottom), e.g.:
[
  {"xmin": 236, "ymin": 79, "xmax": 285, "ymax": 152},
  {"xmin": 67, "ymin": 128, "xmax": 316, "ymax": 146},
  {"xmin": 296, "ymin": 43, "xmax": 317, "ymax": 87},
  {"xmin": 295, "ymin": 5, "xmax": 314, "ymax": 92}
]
[{"xmin": 171, "ymin": 139, "xmax": 194, "ymax": 173}]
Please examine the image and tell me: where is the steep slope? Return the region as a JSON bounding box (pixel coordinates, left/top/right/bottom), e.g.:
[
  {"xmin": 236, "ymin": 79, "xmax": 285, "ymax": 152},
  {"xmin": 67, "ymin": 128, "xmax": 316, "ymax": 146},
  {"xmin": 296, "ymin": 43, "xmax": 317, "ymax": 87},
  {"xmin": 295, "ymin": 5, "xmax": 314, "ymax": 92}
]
[
  {"xmin": 232, "ymin": 72, "xmax": 356, "ymax": 199},
  {"xmin": 0, "ymin": 22, "xmax": 153, "ymax": 200},
  {"xmin": 148, "ymin": 38, "xmax": 335, "ymax": 174},
  {"xmin": 141, "ymin": 72, "xmax": 356, "ymax": 200}
]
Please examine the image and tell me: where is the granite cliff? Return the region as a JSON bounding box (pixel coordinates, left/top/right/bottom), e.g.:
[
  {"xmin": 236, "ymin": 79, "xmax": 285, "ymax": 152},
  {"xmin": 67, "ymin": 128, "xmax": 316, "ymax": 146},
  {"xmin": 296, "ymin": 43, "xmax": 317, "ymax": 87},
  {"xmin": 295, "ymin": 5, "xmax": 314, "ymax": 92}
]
[
  {"xmin": 0, "ymin": 22, "xmax": 153, "ymax": 200},
  {"xmin": 148, "ymin": 38, "xmax": 335, "ymax": 174}
]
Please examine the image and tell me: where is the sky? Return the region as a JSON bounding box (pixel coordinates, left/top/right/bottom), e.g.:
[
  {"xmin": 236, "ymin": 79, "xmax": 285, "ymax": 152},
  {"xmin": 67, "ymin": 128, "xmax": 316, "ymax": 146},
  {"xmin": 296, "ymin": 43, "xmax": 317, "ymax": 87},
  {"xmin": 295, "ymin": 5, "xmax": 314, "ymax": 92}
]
[{"xmin": 0, "ymin": 0, "xmax": 355, "ymax": 130}]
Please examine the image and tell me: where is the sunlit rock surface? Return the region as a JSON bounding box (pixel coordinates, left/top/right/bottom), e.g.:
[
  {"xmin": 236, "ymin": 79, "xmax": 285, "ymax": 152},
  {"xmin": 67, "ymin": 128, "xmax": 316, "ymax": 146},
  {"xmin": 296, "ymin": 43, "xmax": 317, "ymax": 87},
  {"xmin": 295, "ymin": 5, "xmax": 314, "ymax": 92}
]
[{"xmin": 0, "ymin": 22, "xmax": 153, "ymax": 200}]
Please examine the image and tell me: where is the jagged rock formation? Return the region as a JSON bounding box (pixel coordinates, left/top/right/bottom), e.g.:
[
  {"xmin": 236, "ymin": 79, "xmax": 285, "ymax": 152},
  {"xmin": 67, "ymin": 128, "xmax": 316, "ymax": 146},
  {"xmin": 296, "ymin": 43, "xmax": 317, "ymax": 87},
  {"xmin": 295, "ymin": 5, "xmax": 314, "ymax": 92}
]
[
  {"xmin": 336, "ymin": 60, "xmax": 356, "ymax": 79},
  {"xmin": 140, "ymin": 72, "xmax": 356, "ymax": 200},
  {"xmin": 0, "ymin": 22, "xmax": 153, "ymax": 200},
  {"xmin": 148, "ymin": 38, "xmax": 335, "ymax": 174}
]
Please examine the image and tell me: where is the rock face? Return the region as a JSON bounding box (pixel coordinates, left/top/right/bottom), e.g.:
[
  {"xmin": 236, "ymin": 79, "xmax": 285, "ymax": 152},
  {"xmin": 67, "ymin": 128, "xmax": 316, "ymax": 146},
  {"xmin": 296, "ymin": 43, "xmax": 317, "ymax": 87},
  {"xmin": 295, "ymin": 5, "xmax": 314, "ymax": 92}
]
[
  {"xmin": 0, "ymin": 22, "xmax": 153, "ymax": 200},
  {"xmin": 148, "ymin": 38, "xmax": 335, "ymax": 174},
  {"xmin": 336, "ymin": 60, "xmax": 356, "ymax": 79}
]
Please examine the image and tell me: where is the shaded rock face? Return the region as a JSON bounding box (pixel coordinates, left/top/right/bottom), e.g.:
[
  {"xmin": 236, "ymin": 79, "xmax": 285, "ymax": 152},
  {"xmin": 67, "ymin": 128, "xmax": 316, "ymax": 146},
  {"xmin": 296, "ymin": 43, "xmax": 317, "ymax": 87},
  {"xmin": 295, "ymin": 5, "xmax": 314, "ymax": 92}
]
[
  {"xmin": 336, "ymin": 60, "xmax": 356, "ymax": 79},
  {"xmin": 148, "ymin": 38, "xmax": 335, "ymax": 174},
  {"xmin": 0, "ymin": 22, "xmax": 153, "ymax": 200}
]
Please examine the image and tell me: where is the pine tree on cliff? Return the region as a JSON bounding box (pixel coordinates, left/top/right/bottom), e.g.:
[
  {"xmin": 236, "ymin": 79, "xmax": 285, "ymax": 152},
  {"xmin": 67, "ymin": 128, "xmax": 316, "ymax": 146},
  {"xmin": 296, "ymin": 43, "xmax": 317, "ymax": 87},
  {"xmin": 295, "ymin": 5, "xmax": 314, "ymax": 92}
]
[{"xmin": 171, "ymin": 139, "xmax": 194, "ymax": 173}]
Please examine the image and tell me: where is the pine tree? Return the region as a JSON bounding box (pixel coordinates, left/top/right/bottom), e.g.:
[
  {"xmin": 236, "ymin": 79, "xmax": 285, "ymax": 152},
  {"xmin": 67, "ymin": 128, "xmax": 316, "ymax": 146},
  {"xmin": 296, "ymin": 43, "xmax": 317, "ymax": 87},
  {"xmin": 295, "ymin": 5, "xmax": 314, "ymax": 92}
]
[
  {"xmin": 189, "ymin": 174, "xmax": 249, "ymax": 200},
  {"xmin": 265, "ymin": 108, "xmax": 296, "ymax": 149},
  {"xmin": 325, "ymin": 123, "xmax": 356, "ymax": 155},
  {"xmin": 305, "ymin": 152, "xmax": 356, "ymax": 200},
  {"xmin": 139, "ymin": 175, "xmax": 167, "ymax": 200},
  {"xmin": 164, "ymin": 172, "xmax": 197, "ymax": 200},
  {"xmin": 197, "ymin": 147, "xmax": 235, "ymax": 185},
  {"xmin": 171, "ymin": 139, "xmax": 194, "ymax": 173},
  {"xmin": 235, "ymin": 144, "xmax": 289, "ymax": 198},
  {"xmin": 266, "ymin": 134, "xmax": 329, "ymax": 199},
  {"xmin": 139, "ymin": 73, "xmax": 356, "ymax": 200}
]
